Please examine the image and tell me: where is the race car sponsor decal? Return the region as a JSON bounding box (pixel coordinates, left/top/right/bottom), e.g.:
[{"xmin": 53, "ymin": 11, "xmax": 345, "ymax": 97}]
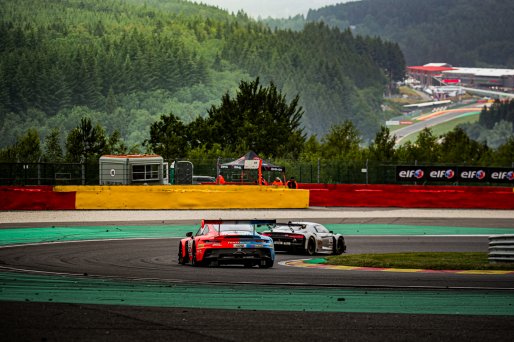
[{"xmin": 396, "ymin": 166, "xmax": 514, "ymax": 183}]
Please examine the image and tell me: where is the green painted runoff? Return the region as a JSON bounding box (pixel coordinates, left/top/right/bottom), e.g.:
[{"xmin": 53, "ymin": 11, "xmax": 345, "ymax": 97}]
[{"xmin": 1, "ymin": 271, "xmax": 513, "ymax": 316}]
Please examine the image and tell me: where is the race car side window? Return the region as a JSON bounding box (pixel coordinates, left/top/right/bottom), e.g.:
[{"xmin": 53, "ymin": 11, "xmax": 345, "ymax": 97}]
[
  {"xmin": 196, "ymin": 227, "xmax": 209, "ymax": 236},
  {"xmin": 316, "ymin": 225, "xmax": 329, "ymax": 233}
]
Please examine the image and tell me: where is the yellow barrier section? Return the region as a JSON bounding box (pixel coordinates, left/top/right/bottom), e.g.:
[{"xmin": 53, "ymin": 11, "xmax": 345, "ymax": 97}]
[{"xmin": 54, "ymin": 185, "xmax": 309, "ymax": 210}]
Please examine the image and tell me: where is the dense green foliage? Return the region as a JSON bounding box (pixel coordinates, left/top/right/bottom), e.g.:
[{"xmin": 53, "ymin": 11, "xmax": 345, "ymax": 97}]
[
  {"xmin": 0, "ymin": 0, "xmax": 239, "ymax": 149},
  {"xmin": 0, "ymin": 0, "xmax": 404, "ymax": 151},
  {"xmin": 478, "ymin": 100, "xmax": 514, "ymax": 129},
  {"xmin": 395, "ymin": 126, "xmax": 495, "ymax": 165},
  {"xmin": 306, "ymin": 0, "xmax": 514, "ymax": 67},
  {"xmin": 222, "ymin": 22, "xmax": 405, "ymax": 136},
  {"xmin": 2, "ymin": 113, "xmax": 512, "ymax": 168},
  {"xmin": 147, "ymin": 78, "xmax": 305, "ymax": 159},
  {"xmin": 460, "ymin": 99, "xmax": 514, "ymax": 149},
  {"xmin": 2, "ymin": 0, "xmax": 511, "ymax": 170}
]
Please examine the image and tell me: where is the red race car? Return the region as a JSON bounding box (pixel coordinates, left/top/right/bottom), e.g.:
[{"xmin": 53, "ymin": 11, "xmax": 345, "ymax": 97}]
[{"xmin": 178, "ymin": 219, "xmax": 276, "ymax": 268}]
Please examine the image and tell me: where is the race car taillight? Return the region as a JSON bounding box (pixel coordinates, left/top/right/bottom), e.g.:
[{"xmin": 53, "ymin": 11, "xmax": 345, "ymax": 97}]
[
  {"xmin": 285, "ymin": 234, "xmax": 304, "ymax": 239},
  {"xmin": 203, "ymin": 239, "xmax": 223, "ymax": 246}
]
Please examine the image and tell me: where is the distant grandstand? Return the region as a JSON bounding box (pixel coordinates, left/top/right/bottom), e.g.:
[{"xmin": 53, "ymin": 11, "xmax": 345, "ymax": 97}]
[{"xmin": 407, "ymin": 63, "xmax": 514, "ymax": 90}]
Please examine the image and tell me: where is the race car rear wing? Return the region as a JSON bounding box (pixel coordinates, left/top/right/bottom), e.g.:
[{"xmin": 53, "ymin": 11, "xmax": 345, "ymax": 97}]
[
  {"xmin": 271, "ymin": 222, "xmax": 307, "ymax": 232},
  {"xmin": 275, "ymin": 222, "xmax": 305, "ymax": 227},
  {"xmin": 201, "ymin": 219, "xmax": 276, "ymax": 227},
  {"xmin": 201, "ymin": 219, "xmax": 277, "ymax": 235}
]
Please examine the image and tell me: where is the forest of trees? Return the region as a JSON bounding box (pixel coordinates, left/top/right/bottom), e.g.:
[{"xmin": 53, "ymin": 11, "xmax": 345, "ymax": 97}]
[
  {"xmin": 0, "ymin": 0, "xmax": 405, "ymax": 152},
  {"xmin": 305, "ymin": 0, "xmax": 514, "ymax": 67},
  {"xmin": 2, "ymin": 0, "xmax": 512, "ymax": 173},
  {"xmin": 460, "ymin": 99, "xmax": 514, "ymax": 149},
  {"xmin": 221, "ymin": 22, "xmax": 405, "ymax": 136},
  {"xmin": 2, "ymin": 79, "xmax": 513, "ymax": 170}
]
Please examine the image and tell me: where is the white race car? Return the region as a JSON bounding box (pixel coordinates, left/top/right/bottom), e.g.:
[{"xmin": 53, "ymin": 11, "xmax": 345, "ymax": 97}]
[{"xmin": 260, "ymin": 222, "xmax": 346, "ymax": 255}]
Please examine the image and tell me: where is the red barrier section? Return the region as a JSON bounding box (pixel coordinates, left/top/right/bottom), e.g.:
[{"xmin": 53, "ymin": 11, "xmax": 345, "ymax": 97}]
[
  {"xmin": 0, "ymin": 186, "xmax": 76, "ymax": 210},
  {"xmin": 301, "ymin": 184, "xmax": 514, "ymax": 209}
]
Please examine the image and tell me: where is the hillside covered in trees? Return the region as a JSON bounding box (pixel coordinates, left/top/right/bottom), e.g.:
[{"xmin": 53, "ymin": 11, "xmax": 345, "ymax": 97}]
[
  {"xmin": 460, "ymin": 99, "xmax": 514, "ymax": 149},
  {"xmin": 0, "ymin": 0, "xmax": 404, "ymax": 151},
  {"xmin": 2, "ymin": 79, "xmax": 513, "ymax": 179},
  {"xmin": 305, "ymin": 0, "xmax": 514, "ymax": 67}
]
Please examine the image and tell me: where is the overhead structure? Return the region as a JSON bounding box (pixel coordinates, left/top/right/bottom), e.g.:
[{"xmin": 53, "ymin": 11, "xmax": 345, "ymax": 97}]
[{"xmin": 219, "ymin": 151, "xmax": 285, "ymax": 184}]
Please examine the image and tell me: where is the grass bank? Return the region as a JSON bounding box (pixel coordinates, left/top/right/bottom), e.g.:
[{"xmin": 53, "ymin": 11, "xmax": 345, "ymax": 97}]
[{"xmin": 325, "ymin": 252, "xmax": 514, "ymax": 271}]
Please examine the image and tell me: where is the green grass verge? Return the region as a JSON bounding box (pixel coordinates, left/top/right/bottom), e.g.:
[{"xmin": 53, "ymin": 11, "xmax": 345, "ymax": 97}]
[
  {"xmin": 399, "ymin": 86, "xmax": 424, "ymax": 99},
  {"xmin": 325, "ymin": 252, "xmax": 514, "ymax": 270}
]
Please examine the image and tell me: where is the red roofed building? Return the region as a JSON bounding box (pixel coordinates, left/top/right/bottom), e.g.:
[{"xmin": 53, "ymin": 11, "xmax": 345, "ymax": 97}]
[
  {"xmin": 408, "ymin": 63, "xmax": 514, "ymax": 90},
  {"xmin": 407, "ymin": 64, "xmax": 455, "ymax": 86}
]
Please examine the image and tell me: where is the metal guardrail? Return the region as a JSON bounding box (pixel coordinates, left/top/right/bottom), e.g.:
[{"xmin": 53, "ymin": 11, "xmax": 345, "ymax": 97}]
[
  {"xmin": 488, "ymin": 235, "xmax": 514, "ymax": 262},
  {"xmin": 462, "ymin": 87, "xmax": 514, "ymax": 99}
]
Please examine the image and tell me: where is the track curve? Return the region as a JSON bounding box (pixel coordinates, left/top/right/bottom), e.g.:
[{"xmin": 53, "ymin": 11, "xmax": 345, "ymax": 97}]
[
  {"xmin": 2, "ymin": 235, "xmax": 513, "ymax": 289},
  {"xmin": 2, "ymin": 210, "xmax": 514, "ymax": 341}
]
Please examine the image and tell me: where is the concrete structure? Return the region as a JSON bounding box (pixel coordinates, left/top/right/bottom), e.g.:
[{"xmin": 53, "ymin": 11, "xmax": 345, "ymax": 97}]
[
  {"xmin": 99, "ymin": 154, "xmax": 169, "ymax": 185},
  {"xmin": 441, "ymin": 67, "xmax": 514, "ymax": 89}
]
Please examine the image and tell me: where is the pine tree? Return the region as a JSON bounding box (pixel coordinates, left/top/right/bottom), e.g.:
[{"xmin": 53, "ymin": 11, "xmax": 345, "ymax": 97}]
[
  {"xmin": 44, "ymin": 128, "xmax": 63, "ymax": 162},
  {"xmin": 65, "ymin": 117, "xmax": 107, "ymax": 163},
  {"xmin": 16, "ymin": 128, "xmax": 42, "ymax": 162},
  {"xmin": 146, "ymin": 113, "xmax": 189, "ymax": 160},
  {"xmin": 368, "ymin": 126, "xmax": 397, "ymax": 162}
]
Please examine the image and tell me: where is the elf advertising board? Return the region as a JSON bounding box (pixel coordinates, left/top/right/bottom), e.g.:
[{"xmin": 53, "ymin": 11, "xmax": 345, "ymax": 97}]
[{"xmin": 396, "ymin": 166, "xmax": 514, "ymax": 183}]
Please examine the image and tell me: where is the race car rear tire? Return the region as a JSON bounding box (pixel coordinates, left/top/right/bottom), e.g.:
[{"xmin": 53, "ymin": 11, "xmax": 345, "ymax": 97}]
[
  {"xmin": 306, "ymin": 237, "xmax": 316, "ymax": 256},
  {"xmin": 178, "ymin": 242, "xmax": 189, "ymax": 265},
  {"xmin": 333, "ymin": 236, "xmax": 346, "ymax": 255},
  {"xmin": 191, "ymin": 243, "xmax": 202, "ymax": 267}
]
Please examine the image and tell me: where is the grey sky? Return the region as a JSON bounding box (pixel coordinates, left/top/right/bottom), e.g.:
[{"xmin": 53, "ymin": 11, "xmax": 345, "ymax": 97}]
[{"xmin": 188, "ymin": 1, "xmax": 352, "ymax": 19}]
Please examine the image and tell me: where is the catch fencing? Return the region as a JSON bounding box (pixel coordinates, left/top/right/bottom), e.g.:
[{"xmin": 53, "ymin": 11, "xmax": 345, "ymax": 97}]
[
  {"xmin": 1, "ymin": 159, "xmax": 513, "ymax": 186},
  {"xmin": 0, "ymin": 162, "xmax": 98, "ymax": 186}
]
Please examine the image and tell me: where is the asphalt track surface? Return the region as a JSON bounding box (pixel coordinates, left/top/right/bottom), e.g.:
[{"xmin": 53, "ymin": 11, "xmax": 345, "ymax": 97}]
[
  {"xmin": 1, "ymin": 209, "xmax": 514, "ymax": 341},
  {"xmin": 394, "ymin": 104, "xmax": 480, "ymax": 144}
]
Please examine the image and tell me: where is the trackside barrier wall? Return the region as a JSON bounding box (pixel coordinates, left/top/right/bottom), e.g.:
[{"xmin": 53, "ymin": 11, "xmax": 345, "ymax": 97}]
[
  {"xmin": 1, "ymin": 184, "xmax": 513, "ymax": 210},
  {"xmin": 54, "ymin": 185, "xmax": 309, "ymax": 210},
  {"xmin": 488, "ymin": 235, "xmax": 514, "ymax": 262},
  {"xmin": 300, "ymin": 184, "xmax": 514, "ymax": 209},
  {"xmin": 0, "ymin": 186, "xmax": 76, "ymax": 210}
]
